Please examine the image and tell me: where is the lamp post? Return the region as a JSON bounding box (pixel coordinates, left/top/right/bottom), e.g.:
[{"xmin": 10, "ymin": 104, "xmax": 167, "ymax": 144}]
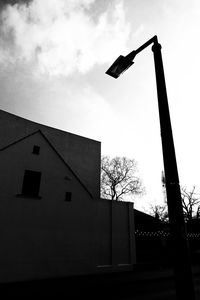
[{"xmin": 106, "ymin": 36, "xmax": 195, "ymax": 300}]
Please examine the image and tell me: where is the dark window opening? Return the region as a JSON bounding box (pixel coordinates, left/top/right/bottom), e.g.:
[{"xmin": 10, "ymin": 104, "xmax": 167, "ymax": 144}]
[
  {"xmin": 32, "ymin": 145, "xmax": 40, "ymax": 155},
  {"xmin": 65, "ymin": 192, "xmax": 72, "ymax": 202},
  {"xmin": 21, "ymin": 170, "xmax": 41, "ymax": 198}
]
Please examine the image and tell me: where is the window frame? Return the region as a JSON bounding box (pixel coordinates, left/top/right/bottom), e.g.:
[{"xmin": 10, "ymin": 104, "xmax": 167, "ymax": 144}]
[
  {"xmin": 17, "ymin": 169, "xmax": 42, "ymax": 199},
  {"xmin": 65, "ymin": 192, "xmax": 72, "ymax": 202},
  {"xmin": 32, "ymin": 145, "xmax": 40, "ymax": 155}
]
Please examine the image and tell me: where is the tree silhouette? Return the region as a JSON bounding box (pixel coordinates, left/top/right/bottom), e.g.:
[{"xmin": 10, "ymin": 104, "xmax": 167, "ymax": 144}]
[
  {"xmin": 181, "ymin": 185, "xmax": 200, "ymax": 221},
  {"xmin": 149, "ymin": 204, "xmax": 168, "ymax": 222},
  {"xmin": 149, "ymin": 185, "xmax": 200, "ymax": 222},
  {"xmin": 101, "ymin": 156, "xmax": 143, "ymax": 201}
]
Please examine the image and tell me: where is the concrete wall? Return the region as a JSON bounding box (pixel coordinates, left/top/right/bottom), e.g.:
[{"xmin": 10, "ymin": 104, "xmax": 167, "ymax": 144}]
[
  {"xmin": 0, "ymin": 109, "xmax": 101, "ymax": 198},
  {"xmin": 96, "ymin": 199, "xmax": 136, "ymax": 272}
]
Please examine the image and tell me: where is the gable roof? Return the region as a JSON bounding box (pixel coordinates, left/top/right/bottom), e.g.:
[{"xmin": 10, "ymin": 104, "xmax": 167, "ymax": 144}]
[
  {"xmin": 0, "ymin": 130, "xmax": 93, "ymax": 199},
  {"xmin": 0, "ymin": 109, "xmax": 101, "ymax": 198}
]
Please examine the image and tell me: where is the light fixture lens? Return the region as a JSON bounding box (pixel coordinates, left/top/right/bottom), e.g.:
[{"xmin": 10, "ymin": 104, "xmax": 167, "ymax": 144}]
[{"xmin": 106, "ymin": 55, "xmax": 134, "ymax": 78}]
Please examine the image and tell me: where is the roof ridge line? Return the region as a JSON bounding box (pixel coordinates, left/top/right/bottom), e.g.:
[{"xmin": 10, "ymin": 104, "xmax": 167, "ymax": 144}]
[{"xmin": 0, "ymin": 130, "xmax": 94, "ymax": 199}]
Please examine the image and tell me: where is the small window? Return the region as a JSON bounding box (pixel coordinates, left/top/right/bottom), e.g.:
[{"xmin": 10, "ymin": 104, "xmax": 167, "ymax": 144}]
[
  {"xmin": 21, "ymin": 170, "xmax": 41, "ymax": 198},
  {"xmin": 65, "ymin": 192, "xmax": 72, "ymax": 202},
  {"xmin": 32, "ymin": 145, "xmax": 40, "ymax": 155}
]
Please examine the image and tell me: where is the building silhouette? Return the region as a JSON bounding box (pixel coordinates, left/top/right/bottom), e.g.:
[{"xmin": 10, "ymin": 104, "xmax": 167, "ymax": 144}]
[{"xmin": 0, "ymin": 109, "xmax": 135, "ymax": 282}]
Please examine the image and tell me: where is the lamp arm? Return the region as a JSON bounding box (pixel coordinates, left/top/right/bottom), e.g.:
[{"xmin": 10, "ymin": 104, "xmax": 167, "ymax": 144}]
[{"xmin": 125, "ymin": 35, "xmax": 158, "ymax": 61}]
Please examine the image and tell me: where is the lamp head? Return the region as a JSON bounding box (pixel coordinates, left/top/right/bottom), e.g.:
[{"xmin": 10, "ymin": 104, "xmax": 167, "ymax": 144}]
[{"xmin": 105, "ymin": 55, "xmax": 134, "ymax": 78}]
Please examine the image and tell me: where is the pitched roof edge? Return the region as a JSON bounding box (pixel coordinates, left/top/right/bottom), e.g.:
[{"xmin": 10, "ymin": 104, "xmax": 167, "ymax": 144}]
[
  {"xmin": 0, "ymin": 130, "xmax": 40, "ymax": 151},
  {"xmin": 0, "ymin": 108, "xmax": 101, "ymax": 144},
  {"xmin": 38, "ymin": 130, "xmax": 94, "ymax": 199},
  {"xmin": 0, "ymin": 129, "xmax": 94, "ymax": 199}
]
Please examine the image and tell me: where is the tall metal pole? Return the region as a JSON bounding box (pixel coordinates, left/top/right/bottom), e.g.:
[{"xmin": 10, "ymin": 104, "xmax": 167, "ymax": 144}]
[
  {"xmin": 152, "ymin": 39, "xmax": 195, "ymax": 300},
  {"xmin": 105, "ymin": 35, "xmax": 196, "ymax": 299}
]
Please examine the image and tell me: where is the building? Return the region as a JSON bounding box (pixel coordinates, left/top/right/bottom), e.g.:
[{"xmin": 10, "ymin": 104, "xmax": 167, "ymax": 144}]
[{"xmin": 0, "ymin": 109, "xmax": 135, "ymax": 282}]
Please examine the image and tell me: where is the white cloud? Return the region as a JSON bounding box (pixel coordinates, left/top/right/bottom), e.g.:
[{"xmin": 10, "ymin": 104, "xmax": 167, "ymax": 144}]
[
  {"xmin": 0, "ymin": 0, "xmax": 130, "ymax": 76},
  {"xmin": 132, "ymin": 24, "xmax": 144, "ymax": 38},
  {"xmin": 0, "ymin": 64, "xmax": 118, "ymax": 142}
]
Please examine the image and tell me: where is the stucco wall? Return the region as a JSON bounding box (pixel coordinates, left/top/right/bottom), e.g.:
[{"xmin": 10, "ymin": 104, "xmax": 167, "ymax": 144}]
[
  {"xmin": 0, "ymin": 112, "xmax": 136, "ymax": 282},
  {"xmin": 96, "ymin": 199, "xmax": 136, "ymax": 272},
  {"xmin": 0, "ymin": 132, "xmax": 96, "ymax": 282},
  {"xmin": 0, "ymin": 109, "xmax": 101, "ymax": 198}
]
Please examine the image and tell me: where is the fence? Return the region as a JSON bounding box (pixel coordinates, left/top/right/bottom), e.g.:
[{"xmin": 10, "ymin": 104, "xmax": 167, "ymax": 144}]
[{"xmin": 135, "ymin": 229, "xmax": 200, "ymax": 264}]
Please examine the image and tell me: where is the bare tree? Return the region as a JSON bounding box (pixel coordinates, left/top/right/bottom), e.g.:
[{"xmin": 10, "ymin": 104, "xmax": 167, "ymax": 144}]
[
  {"xmin": 149, "ymin": 204, "xmax": 168, "ymax": 222},
  {"xmin": 101, "ymin": 156, "xmax": 143, "ymax": 201},
  {"xmin": 181, "ymin": 186, "xmax": 200, "ymax": 221},
  {"xmin": 150, "ymin": 185, "xmax": 200, "ymax": 222}
]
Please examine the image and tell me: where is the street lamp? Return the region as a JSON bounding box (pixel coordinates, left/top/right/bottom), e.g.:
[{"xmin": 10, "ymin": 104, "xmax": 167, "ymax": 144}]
[{"xmin": 106, "ymin": 35, "xmax": 195, "ymax": 300}]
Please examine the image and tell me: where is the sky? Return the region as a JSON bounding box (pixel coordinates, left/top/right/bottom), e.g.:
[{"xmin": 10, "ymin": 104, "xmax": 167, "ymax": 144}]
[{"xmin": 0, "ymin": 0, "xmax": 200, "ymax": 211}]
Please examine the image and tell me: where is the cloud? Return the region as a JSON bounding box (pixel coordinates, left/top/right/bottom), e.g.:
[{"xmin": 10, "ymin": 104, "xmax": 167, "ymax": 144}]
[
  {"xmin": 0, "ymin": 0, "xmax": 130, "ymax": 76},
  {"xmin": 132, "ymin": 24, "xmax": 144, "ymax": 38}
]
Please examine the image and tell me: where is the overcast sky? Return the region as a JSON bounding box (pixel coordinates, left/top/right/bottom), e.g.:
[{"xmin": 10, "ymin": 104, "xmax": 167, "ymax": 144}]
[{"xmin": 0, "ymin": 0, "xmax": 200, "ymax": 211}]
